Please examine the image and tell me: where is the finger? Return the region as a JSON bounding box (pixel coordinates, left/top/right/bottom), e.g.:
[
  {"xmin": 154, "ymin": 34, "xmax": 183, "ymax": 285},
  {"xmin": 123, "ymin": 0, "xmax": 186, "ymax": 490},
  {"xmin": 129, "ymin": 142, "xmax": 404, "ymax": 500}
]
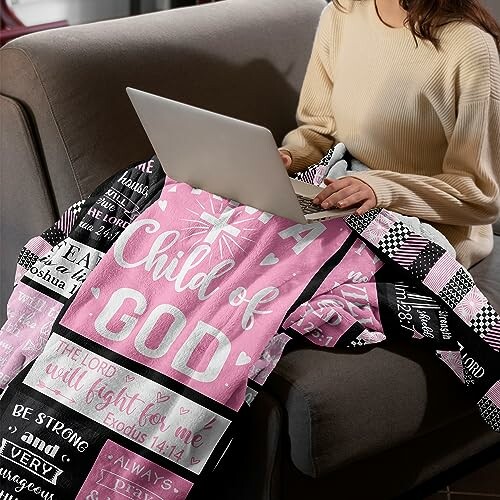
[
  {"xmin": 320, "ymin": 186, "xmax": 359, "ymax": 208},
  {"xmin": 313, "ymin": 178, "xmax": 353, "ymax": 204},
  {"xmin": 356, "ymin": 199, "xmax": 377, "ymax": 215},
  {"xmin": 334, "ymin": 191, "xmax": 368, "ymax": 209},
  {"xmin": 313, "ymin": 184, "xmax": 337, "ymax": 205}
]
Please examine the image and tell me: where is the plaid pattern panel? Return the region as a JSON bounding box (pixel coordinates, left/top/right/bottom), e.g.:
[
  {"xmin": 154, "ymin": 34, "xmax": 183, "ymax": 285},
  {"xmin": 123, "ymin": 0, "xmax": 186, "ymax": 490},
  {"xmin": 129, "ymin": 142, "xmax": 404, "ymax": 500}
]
[{"xmin": 378, "ymin": 222, "xmax": 412, "ymax": 257}]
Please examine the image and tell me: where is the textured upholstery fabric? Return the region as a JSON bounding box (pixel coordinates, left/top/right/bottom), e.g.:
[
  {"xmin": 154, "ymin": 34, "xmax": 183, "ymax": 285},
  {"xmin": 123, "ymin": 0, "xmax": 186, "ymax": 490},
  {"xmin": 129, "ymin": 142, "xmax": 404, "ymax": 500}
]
[
  {"xmin": 279, "ymin": 411, "xmax": 500, "ymax": 500},
  {"xmin": 470, "ymin": 236, "xmax": 500, "ymax": 312},
  {"xmin": 267, "ymin": 339, "xmax": 490, "ymax": 478}
]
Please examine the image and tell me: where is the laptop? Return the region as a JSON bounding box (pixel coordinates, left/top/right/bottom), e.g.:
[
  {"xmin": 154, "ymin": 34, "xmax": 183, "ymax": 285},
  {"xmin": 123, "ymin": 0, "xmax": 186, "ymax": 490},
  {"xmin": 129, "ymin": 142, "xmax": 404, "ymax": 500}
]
[{"xmin": 126, "ymin": 87, "xmax": 356, "ymax": 224}]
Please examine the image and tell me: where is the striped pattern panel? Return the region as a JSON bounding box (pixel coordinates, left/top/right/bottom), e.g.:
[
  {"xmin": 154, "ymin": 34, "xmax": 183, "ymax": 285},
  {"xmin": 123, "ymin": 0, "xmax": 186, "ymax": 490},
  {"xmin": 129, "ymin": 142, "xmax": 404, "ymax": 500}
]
[
  {"xmin": 56, "ymin": 200, "xmax": 85, "ymax": 236},
  {"xmin": 486, "ymin": 381, "xmax": 500, "ymax": 407},
  {"xmin": 392, "ymin": 235, "xmax": 430, "ymax": 267},
  {"xmin": 23, "ymin": 235, "xmax": 53, "ymax": 259},
  {"xmin": 481, "ymin": 321, "xmax": 500, "ymax": 351},
  {"xmin": 423, "ymin": 252, "xmax": 462, "ymax": 293}
]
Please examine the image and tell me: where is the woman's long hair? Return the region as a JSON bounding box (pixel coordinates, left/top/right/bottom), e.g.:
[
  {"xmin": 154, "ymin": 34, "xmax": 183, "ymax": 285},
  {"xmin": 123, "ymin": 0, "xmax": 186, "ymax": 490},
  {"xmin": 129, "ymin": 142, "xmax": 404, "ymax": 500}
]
[{"xmin": 332, "ymin": 0, "xmax": 500, "ymax": 50}]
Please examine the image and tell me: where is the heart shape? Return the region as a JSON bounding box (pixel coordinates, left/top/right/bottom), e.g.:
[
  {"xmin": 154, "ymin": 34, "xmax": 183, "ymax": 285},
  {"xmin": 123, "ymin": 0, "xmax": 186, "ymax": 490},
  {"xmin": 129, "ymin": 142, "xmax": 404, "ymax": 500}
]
[
  {"xmin": 260, "ymin": 253, "xmax": 279, "ymax": 266},
  {"xmin": 168, "ymin": 185, "xmax": 177, "ymax": 192},
  {"xmin": 190, "ymin": 457, "xmax": 201, "ymax": 465},
  {"xmin": 158, "ymin": 200, "xmax": 168, "ymax": 211},
  {"xmin": 174, "ymin": 488, "xmax": 179, "ymax": 494},
  {"xmin": 179, "ymin": 407, "xmax": 190, "ymax": 415},
  {"xmin": 125, "ymin": 375, "xmax": 135, "ymax": 383},
  {"xmin": 156, "ymin": 392, "xmax": 170, "ymax": 404},
  {"xmin": 236, "ymin": 351, "xmax": 252, "ymax": 366},
  {"xmin": 91, "ymin": 287, "xmax": 100, "ymax": 299}
]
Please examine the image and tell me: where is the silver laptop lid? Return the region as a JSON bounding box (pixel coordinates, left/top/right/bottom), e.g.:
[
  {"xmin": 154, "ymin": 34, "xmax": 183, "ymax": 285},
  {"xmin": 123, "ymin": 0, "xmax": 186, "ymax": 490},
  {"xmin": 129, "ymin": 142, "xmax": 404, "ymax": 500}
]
[{"xmin": 126, "ymin": 87, "xmax": 307, "ymax": 223}]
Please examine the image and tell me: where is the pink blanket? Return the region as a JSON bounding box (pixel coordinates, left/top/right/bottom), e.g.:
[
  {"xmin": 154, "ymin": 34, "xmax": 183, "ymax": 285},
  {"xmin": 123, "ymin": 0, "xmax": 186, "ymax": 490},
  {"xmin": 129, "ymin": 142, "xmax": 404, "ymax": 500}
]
[{"xmin": 1, "ymin": 164, "xmax": 499, "ymax": 500}]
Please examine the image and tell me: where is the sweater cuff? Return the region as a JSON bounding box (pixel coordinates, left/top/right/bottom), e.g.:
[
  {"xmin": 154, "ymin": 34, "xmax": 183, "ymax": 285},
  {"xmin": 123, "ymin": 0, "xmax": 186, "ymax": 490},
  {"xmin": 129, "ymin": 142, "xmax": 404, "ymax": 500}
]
[{"xmin": 348, "ymin": 171, "xmax": 394, "ymax": 208}]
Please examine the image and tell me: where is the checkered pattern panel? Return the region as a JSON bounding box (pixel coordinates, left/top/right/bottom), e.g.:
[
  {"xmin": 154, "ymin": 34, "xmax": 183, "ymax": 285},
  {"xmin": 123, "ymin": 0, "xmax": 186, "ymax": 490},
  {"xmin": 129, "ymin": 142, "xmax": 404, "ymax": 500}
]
[
  {"xmin": 471, "ymin": 304, "xmax": 500, "ymax": 336},
  {"xmin": 478, "ymin": 396, "xmax": 500, "ymax": 432},
  {"xmin": 377, "ymin": 222, "xmax": 411, "ymax": 257},
  {"xmin": 407, "ymin": 242, "xmax": 446, "ymax": 281},
  {"xmin": 345, "ymin": 208, "xmax": 382, "ymax": 235},
  {"xmin": 17, "ymin": 247, "xmax": 39, "ymax": 270},
  {"xmin": 72, "ymin": 199, "xmax": 85, "ymax": 214},
  {"xmin": 438, "ymin": 268, "xmax": 474, "ymax": 309},
  {"xmin": 41, "ymin": 226, "xmax": 65, "ymax": 246}
]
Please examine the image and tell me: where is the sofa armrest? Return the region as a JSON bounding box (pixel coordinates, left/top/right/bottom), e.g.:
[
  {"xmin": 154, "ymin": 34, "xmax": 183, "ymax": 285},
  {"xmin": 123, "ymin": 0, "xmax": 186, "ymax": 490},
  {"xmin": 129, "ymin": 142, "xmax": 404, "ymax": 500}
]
[{"xmin": 0, "ymin": 95, "xmax": 57, "ymax": 323}]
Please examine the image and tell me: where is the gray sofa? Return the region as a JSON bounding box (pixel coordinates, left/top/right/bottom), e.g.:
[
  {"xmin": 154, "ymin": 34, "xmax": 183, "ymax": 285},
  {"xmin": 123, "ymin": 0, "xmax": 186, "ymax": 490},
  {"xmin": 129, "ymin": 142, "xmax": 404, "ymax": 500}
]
[{"xmin": 1, "ymin": 0, "xmax": 500, "ymax": 498}]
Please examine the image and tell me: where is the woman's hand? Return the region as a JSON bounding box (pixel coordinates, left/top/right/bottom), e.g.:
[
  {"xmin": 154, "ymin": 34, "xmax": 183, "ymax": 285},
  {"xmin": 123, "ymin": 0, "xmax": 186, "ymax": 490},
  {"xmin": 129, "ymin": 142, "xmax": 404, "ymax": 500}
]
[
  {"xmin": 279, "ymin": 150, "xmax": 292, "ymax": 169},
  {"xmin": 313, "ymin": 177, "xmax": 377, "ymax": 215}
]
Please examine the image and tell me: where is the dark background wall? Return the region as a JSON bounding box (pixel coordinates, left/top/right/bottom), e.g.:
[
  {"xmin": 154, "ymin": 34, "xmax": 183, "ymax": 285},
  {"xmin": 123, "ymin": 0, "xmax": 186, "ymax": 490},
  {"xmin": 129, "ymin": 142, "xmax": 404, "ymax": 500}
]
[{"xmin": 483, "ymin": 0, "xmax": 499, "ymax": 20}]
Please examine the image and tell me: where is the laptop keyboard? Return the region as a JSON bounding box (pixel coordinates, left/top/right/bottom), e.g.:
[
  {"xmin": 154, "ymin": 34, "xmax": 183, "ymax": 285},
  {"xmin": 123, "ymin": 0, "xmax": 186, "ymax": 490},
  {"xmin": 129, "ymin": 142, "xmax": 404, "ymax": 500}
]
[{"xmin": 296, "ymin": 194, "xmax": 329, "ymax": 215}]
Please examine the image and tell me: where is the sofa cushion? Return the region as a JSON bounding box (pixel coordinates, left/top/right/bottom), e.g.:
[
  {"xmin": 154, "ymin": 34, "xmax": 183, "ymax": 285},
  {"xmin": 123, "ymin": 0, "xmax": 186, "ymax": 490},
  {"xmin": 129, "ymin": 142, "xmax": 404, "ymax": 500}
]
[
  {"xmin": 470, "ymin": 236, "xmax": 500, "ymax": 312},
  {"xmin": 269, "ymin": 241, "xmax": 500, "ymax": 478},
  {"xmin": 269, "ymin": 340, "xmax": 478, "ymax": 478}
]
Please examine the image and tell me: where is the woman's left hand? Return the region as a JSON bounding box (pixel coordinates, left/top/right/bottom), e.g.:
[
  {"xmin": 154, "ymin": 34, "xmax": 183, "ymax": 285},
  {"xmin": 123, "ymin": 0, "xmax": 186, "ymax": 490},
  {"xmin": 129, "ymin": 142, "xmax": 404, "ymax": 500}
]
[{"xmin": 312, "ymin": 177, "xmax": 377, "ymax": 215}]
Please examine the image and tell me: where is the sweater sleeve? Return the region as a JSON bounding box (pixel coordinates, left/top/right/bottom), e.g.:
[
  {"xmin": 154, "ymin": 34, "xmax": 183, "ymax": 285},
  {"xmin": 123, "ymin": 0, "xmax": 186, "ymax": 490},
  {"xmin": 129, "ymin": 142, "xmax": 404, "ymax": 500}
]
[
  {"xmin": 351, "ymin": 25, "xmax": 500, "ymax": 228},
  {"xmin": 351, "ymin": 98, "xmax": 500, "ymax": 225},
  {"xmin": 280, "ymin": 4, "xmax": 336, "ymax": 174}
]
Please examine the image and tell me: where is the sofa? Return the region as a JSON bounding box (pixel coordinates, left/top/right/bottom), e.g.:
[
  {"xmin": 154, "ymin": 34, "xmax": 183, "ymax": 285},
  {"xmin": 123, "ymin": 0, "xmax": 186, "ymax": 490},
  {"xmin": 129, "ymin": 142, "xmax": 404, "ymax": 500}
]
[{"xmin": 1, "ymin": 0, "xmax": 500, "ymax": 498}]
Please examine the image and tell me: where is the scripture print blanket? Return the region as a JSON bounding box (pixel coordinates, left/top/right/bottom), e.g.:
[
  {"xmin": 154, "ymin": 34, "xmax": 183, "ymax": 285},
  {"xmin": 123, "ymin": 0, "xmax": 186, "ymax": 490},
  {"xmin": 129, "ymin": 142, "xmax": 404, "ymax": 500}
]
[{"xmin": 1, "ymin": 158, "xmax": 500, "ymax": 500}]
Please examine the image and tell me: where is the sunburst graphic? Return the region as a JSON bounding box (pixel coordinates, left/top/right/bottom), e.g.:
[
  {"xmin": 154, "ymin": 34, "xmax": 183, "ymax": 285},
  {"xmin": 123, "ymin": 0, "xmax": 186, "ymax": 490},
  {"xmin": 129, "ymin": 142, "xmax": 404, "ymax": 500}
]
[
  {"xmin": 455, "ymin": 287, "xmax": 487, "ymax": 324},
  {"xmin": 366, "ymin": 219, "xmax": 389, "ymax": 244},
  {"xmin": 179, "ymin": 193, "xmax": 261, "ymax": 262},
  {"xmin": 437, "ymin": 350, "xmax": 465, "ymax": 382}
]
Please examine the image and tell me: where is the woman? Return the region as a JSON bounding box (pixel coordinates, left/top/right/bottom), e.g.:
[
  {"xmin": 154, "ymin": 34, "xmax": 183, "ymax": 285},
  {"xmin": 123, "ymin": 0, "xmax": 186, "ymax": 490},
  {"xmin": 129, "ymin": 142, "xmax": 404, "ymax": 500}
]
[{"xmin": 278, "ymin": 0, "xmax": 500, "ymax": 269}]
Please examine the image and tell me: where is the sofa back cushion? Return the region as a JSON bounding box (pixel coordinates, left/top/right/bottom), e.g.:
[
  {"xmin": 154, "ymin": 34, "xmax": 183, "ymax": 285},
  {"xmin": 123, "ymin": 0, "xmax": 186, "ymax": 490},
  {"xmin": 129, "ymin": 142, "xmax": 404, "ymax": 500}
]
[{"xmin": 0, "ymin": 0, "xmax": 326, "ymax": 213}]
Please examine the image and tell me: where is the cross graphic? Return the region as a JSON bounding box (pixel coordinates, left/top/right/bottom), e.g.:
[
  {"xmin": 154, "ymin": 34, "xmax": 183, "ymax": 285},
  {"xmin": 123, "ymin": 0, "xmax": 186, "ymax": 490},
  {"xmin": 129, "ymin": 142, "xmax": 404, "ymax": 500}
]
[{"xmin": 200, "ymin": 209, "xmax": 241, "ymax": 244}]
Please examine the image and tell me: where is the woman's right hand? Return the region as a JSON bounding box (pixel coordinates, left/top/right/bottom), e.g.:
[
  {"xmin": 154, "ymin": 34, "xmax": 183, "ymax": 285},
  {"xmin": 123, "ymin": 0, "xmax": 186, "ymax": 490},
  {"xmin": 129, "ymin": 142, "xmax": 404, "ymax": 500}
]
[{"xmin": 279, "ymin": 149, "xmax": 292, "ymax": 169}]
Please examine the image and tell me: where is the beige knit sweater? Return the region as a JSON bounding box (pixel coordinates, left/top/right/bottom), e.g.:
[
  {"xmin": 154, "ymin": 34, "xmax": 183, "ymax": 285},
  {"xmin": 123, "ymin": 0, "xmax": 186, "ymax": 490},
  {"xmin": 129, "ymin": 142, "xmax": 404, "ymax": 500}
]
[{"xmin": 280, "ymin": 0, "xmax": 500, "ymax": 268}]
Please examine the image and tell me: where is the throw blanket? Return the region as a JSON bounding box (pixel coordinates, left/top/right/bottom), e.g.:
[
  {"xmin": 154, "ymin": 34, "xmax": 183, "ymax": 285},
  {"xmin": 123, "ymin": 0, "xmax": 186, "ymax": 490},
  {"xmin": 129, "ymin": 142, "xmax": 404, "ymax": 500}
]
[{"xmin": 1, "ymin": 156, "xmax": 499, "ymax": 500}]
